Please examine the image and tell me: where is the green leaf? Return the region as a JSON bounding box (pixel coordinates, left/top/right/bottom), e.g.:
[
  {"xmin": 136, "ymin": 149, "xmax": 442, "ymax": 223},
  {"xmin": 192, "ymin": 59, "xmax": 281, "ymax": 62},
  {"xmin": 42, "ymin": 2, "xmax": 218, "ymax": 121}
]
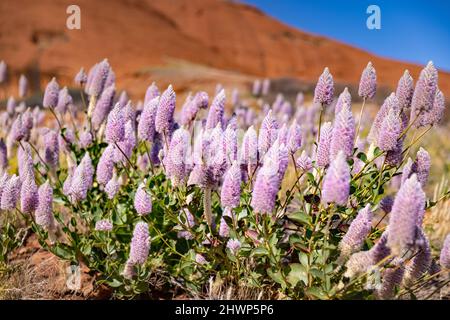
[
  {"xmin": 251, "ymin": 247, "xmax": 268, "ymax": 257},
  {"xmin": 288, "ymin": 211, "xmax": 310, "ymax": 225},
  {"xmin": 286, "ymin": 263, "xmax": 308, "ymax": 287},
  {"xmin": 306, "ymin": 286, "xmax": 328, "ymax": 300}
]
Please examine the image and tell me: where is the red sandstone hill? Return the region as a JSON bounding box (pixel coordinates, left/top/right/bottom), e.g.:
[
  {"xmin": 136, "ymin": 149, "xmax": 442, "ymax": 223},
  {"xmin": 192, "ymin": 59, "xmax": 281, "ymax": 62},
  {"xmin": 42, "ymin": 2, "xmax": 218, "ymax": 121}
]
[{"xmin": 1, "ymin": 0, "xmax": 449, "ymax": 99}]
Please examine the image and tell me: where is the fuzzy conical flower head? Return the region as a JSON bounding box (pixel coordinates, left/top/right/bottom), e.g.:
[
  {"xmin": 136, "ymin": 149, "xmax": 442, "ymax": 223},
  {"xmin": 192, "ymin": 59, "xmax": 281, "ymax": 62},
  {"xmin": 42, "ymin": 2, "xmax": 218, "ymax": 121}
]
[
  {"xmin": 396, "ymin": 70, "xmax": 414, "ymax": 109},
  {"xmin": 339, "ymin": 205, "xmax": 373, "ymax": 258},
  {"xmin": 134, "ymin": 183, "xmax": 152, "ymax": 216},
  {"xmin": 20, "ymin": 174, "xmax": 38, "ymax": 214},
  {"xmin": 440, "ymin": 234, "xmax": 450, "ymax": 269},
  {"xmin": 220, "ymin": 162, "xmax": 241, "ymax": 209},
  {"xmin": 378, "ymin": 108, "xmax": 402, "ymax": 151},
  {"xmin": 321, "ymin": 151, "xmax": 350, "ymax": 206},
  {"xmin": 35, "ymin": 181, "xmax": 54, "ymax": 230},
  {"xmin": 314, "ymin": 67, "xmax": 334, "ymax": 106},
  {"xmin": 334, "ymin": 88, "xmax": 352, "ymax": 115},
  {"xmin": 205, "ymin": 89, "xmax": 226, "ymax": 130},
  {"xmin": 43, "ymin": 78, "xmax": 59, "ymax": 108},
  {"xmin": 316, "ymin": 122, "xmax": 333, "ymax": 167},
  {"xmin": 387, "ymin": 174, "xmax": 425, "ymax": 256},
  {"xmin": 411, "ymin": 61, "xmax": 438, "ymax": 120},
  {"xmin": 330, "ymin": 105, "xmax": 355, "ymax": 159},
  {"xmin": 358, "ymin": 62, "xmax": 377, "ymax": 99},
  {"xmin": 155, "ymin": 85, "xmax": 176, "ymax": 135},
  {"xmin": 105, "ymin": 103, "xmax": 125, "ymax": 143},
  {"xmin": 138, "ymin": 96, "xmax": 159, "ymax": 143},
  {"xmin": 128, "ymin": 222, "xmax": 150, "ymax": 265}
]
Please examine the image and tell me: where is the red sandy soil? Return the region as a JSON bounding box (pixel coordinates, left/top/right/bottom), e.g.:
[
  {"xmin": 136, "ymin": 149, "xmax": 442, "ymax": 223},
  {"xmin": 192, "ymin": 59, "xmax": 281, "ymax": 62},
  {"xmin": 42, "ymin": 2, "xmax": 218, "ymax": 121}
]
[{"xmin": 1, "ymin": 0, "xmax": 449, "ymax": 98}]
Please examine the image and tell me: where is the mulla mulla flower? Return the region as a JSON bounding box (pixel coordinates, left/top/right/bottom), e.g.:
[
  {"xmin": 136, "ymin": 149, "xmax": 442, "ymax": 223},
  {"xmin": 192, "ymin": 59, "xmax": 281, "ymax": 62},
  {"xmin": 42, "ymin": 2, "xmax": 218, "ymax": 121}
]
[
  {"xmin": 74, "ymin": 67, "xmax": 87, "ymax": 86},
  {"xmin": 35, "ymin": 181, "xmax": 55, "ymax": 230},
  {"xmin": 396, "ymin": 70, "xmax": 414, "ymax": 110},
  {"xmin": 335, "ymin": 87, "xmax": 351, "ymax": 115},
  {"xmin": 18, "ymin": 74, "xmax": 28, "ymax": 98},
  {"xmin": 105, "ymin": 103, "xmax": 125, "ymax": 144},
  {"xmin": 330, "ymin": 105, "xmax": 355, "ymax": 159},
  {"xmin": 403, "ymin": 228, "xmax": 432, "ymax": 286},
  {"xmin": 138, "ymin": 96, "xmax": 159, "ymax": 143},
  {"xmin": 205, "ymin": 89, "xmax": 226, "ymax": 130},
  {"xmin": 411, "ymin": 61, "xmax": 438, "ymax": 126},
  {"xmin": 155, "ymin": 84, "xmax": 176, "ymax": 135},
  {"xmin": 20, "ymin": 173, "xmax": 38, "ymax": 214},
  {"xmin": 134, "ymin": 182, "xmax": 152, "ymax": 216},
  {"xmin": 127, "ymin": 221, "xmax": 150, "ymax": 266},
  {"xmin": 258, "ymin": 110, "xmax": 279, "ymax": 157},
  {"xmin": 321, "ymin": 151, "xmax": 350, "ymax": 206},
  {"xmin": 415, "ymin": 147, "xmax": 430, "ymax": 188},
  {"xmin": 314, "ymin": 67, "xmax": 334, "ymax": 106},
  {"xmin": 164, "ymin": 128, "xmax": 190, "ymax": 187},
  {"xmin": 316, "ymin": 122, "xmax": 333, "ymax": 167},
  {"xmin": 144, "ymin": 82, "xmax": 160, "ymax": 105},
  {"xmin": 339, "ymin": 204, "xmax": 373, "ymax": 259},
  {"xmin": 387, "ymin": 174, "xmax": 425, "ymax": 256},
  {"xmin": 88, "ymin": 58, "xmax": 110, "ymax": 98},
  {"xmin": 296, "ymin": 150, "xmax": 313, "ymax": 172},
  {"xmin": 378, "ymin": 108, "xmax": 402, "ymax": 151},
  {"xmin": 287, "ymin": 120, "xmax": 302, "ymax": 154},
  {"xmin": 358, "ymin": 61, "xmax": 377, "ymax": 99},
  {"xmin": 92, "ymin": 85, "xmax": 115, "ymax": 129},
  {"xmin": 220, "ymin": 161, "xmax": 241, "ymax": 209},
  {"xmin": 56, "ymin": 87, "xmax": 73, "ymax": 114},
  {"xmin": 95, "ymin": 219, "xmax": 113, "ymax": 232},
  {"xmin": 96, "ymin": 144, "xmax": 115, "ymax": 185},
  {"xmin": 1, "ymin": 175, "xmax": 21, "ymax": 210},
  {"xmin": 440, "ymin": 234, "xmax": 450, "ymax": 269},
  {"xmin": 43, "ymin": 77, "xmax": 60, "ymax": 108}
]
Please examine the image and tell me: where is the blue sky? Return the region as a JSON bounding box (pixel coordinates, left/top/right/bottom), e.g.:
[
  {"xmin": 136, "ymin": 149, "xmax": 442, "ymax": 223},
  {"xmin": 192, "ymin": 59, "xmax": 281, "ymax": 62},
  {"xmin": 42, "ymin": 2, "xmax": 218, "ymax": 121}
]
[{"xmin": 241, "ymin": 0, "xmax": 450, "ymax": 72}]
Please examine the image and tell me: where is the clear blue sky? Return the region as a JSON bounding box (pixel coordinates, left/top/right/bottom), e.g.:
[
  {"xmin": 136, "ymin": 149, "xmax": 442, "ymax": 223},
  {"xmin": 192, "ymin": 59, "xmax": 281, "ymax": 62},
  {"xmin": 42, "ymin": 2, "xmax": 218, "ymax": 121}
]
[{"xmin": 241, "ymin": 0, "xmax": 450, "ymax": 72}]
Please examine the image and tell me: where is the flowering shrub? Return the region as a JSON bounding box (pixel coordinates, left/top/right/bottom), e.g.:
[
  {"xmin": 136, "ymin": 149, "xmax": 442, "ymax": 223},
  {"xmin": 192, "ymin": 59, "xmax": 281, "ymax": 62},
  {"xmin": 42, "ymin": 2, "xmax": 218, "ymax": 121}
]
[{"xmin": 0, "ymin": 58, "xmax": 449, "ymax": 299}]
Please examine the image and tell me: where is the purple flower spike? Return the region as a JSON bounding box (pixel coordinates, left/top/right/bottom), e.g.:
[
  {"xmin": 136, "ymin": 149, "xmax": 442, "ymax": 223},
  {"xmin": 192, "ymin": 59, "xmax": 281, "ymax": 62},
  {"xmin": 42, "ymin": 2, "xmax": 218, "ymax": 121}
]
[
  {"xmin": 316, "ymin": 122, "xmax": 333, "ymax": 167},
  {"xmin": 1, "ymin": 175, "xmax": 21, "ymax": 210},
  {"xmin": 339, "ymin": 205, "xmax": 373, "ymax": 258},
  {"xmin": 258, "ymin": 110, "xmax": 279, "ymax": 157},
  {"xmin": 43, "ymin": 130, "xmax": 59, "ymax": 168},
  {"xmin": 144, "ymin": 82, "xmax": 160, "ymax": 105},
  {"xmin": 321, "ymin": 151, "xmax": 350, "ymax": 206},
  {"xmin": 411, "ymin": 61, "xmax": 438, "ymax": 121},
  {"xmin": 206, "ymin": 89, "xmax": 226, "ymax": 130},
  {"xmin": 358, "ymin": 62, "xmax": 377, "ymax": 99},
  {"xmin": 164, "ymin": 128, "xmax": 190, "ymax": 187},
  {"xmin": 241, "ymin": 125, "xmax": 258, "ymax": 168},
  {"xmin": 56, "ymin": 87, "xmax": 73, "ymax": 114},
  {"xmin": 105, "ymin": 103, "xmax": 125, "ymax": 143},
  {"xmin": 137, "ymin": 97, "xmax": 159, "ymax": 143},
  {"xmin": 7, "ymin": 96, "xmax": 16, "ymax": 115},
  {"xmin": 378, "ymin": 108, "xmax": 402, "ymax": 151},
  {"xmin": 335, "ymin": 87, "xmax": 352, "ymax": 115},
  {"xmin": 224, "ymin": 123, "xmax": 238, "ymax": 164},
  {"xmin": 221, "ymin": 162, "xmax": 241, "ymax": 209},
  {"xmin": 314, "ymin": 67, "xmax": 334, "ymax": 106},
  {"xmin": 0, "ymin": 139, "xmax": 7, "ymax": 170},
  {"xmin": 155, "ymin": 85, "xmax": 176, "ymax": 135},
  {"xmin": 296, "ymin": 150, "xmax": 313, "ymax": 172},
  {"xmin": 429, "ymin": 89, "xmax": 445, "ymax": 126},
  {"xmin": 18, "ymin": 74, "xmax": 28, "ymax": 98},
  {"xmin": 330, "ymin": 106, "xmax": 355, "ymax": 159},
  {"xmin": 43, "ymin": 78, "xmax": 60, "ymax": 108},
  {"xmin": 387, "ymin": 174, "xmax": 425, "ymax": 256},
  {"xmin": 105, "ymin": 173, "xmax": 120, "ymax": 199},
  {"xmin": 262, "ymin": 79, "xmax": 271, "ymax": 96},
  {"xmin": 0, "ymin": 61, "xmax": 7, "ymax": 84},
  {"xmin": 415, "ymin": 147, "xmax": 430, "ymax": 188},
  {"xmin": 251, "ymin": 146, "xmax": 283, "ymax": 214},
  {"xmin": 396, "ymin": 70, "xmax": 414, "ymax": 109},
  {"xmin": 95, "ymin": 219, "xmax": 113, "ymax": 232},
  {"xmin": 96, "ymin": 145, "xmax": 115, "ymax": 185},
  {"xmin": 252, "ymin": 80, "xmax": 261, "ymax": 96},
  {"xmin": 88, "ymin": 59, "xmax": 111, "ymax": 97},
  {"xmin": 403, "ymin": 229, "xmax": 431, "ymax": 286},
  {"xmin": 287, "ymin": 120, "xmax": 302, "ymax": 154},
  {"xmin": 92, "ymin": 85, "xmax": 115, "ymax": 129},
  {"xmin": 20, "ymin": 174, "xmax": 38, "ymax": 214},
  {"xmin": 10, "ymin": 115, "xmax": 26, "ymax": 142},
  {"xmin": 376, "ymin": 258, "xmax": 405, "ymax": 300},
  {"xmin": 440, "ymin": 234, "xmax": 450, "ymax": 269},
  {"xmin": 368, "ymin": 93, "xmax": 400, "ymax": 143},
  {"xmin": 74, "ymin": 68, "xmax": 87, "ymax": 86},
  {"xmin": 128, "ymin": 222, "xmax": 150, "ymax": 265},
  {"xmin": 69, "ymin": 153, "xmax": 93, "ymax": 202},
  {"xmin": 134, "ymin": 182, "xmax": 152, "ymax": 216},
  {"xmin": 35, "ymin": 181, "xmax": 54, "ymax": 230}
]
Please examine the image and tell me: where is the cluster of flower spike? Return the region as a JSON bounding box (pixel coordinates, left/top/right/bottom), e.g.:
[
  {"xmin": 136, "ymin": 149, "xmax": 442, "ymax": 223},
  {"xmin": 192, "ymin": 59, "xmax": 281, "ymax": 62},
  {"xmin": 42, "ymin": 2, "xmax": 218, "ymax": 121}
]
[{"xmin": 0, "ymin": 57, "xmax": 448, "ymax": 298}]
